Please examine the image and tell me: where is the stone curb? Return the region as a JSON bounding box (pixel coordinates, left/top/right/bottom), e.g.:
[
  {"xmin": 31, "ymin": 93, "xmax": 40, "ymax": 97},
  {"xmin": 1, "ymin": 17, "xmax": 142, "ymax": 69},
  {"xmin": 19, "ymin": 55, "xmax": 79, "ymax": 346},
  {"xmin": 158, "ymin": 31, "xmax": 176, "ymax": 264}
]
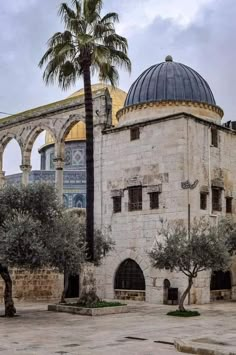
[
  {"xmin": 174, "ymin": 339, "xmax": 236, "ymax": 355},
  {"xmin": 48, "ymin": 304, "xmax": 128, "ymax": 316}
]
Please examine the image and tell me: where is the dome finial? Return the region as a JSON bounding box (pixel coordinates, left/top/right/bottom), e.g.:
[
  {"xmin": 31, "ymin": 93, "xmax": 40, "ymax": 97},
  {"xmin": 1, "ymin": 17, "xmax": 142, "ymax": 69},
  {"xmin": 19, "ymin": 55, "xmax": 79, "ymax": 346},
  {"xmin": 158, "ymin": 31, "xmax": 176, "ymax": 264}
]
[{"xmin": 165, "ymin": 55, "xmax": 173, "ymax": 62}]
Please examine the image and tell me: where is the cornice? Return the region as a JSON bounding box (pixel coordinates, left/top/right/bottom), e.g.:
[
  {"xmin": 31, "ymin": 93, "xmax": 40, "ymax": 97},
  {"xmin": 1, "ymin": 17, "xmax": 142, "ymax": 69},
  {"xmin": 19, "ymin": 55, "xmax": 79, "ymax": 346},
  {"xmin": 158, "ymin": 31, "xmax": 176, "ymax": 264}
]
[{"xmin": 116, "ymin": 100, "xmax": 224, "ymax": 121}]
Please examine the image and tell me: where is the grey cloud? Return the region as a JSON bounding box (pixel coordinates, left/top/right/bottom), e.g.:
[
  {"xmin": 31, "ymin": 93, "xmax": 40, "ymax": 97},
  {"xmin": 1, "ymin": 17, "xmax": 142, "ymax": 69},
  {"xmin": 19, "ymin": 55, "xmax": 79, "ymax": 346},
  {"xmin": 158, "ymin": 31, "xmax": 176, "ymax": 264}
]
[
  {"xmin": 0, "ymin": 0, "xmax": 236, "ymax": 174},
  {"xmin": 122, "ymin": 0, "xmax": 236, "ymax": 121}
]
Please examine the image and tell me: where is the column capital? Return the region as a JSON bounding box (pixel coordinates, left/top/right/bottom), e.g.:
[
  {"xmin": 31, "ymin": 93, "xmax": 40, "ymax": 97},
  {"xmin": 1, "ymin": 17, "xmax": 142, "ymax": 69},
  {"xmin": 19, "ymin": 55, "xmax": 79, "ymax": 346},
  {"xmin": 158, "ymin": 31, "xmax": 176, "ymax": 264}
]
[
  {"xmin": 20, "ymin": 164, "xmax": 32, "ymax": 173},
  {"xmin": 53, "ymin": 157, "xmax": 64, "ymax": 170}
]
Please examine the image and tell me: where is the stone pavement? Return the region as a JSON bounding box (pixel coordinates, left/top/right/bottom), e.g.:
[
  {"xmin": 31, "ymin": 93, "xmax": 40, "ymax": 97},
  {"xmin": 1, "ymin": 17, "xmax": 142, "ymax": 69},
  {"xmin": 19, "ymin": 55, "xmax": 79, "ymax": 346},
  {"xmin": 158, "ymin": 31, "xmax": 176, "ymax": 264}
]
[{"xmin": 0, "ymin": 301, "xmax": 236, "ymax": 354}]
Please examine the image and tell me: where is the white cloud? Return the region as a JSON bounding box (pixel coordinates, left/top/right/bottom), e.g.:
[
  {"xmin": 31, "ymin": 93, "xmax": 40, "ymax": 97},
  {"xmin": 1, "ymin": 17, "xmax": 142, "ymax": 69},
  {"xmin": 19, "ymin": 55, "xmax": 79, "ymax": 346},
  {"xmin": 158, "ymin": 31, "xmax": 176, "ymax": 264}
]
[{"xmin": 107, "ymin": 0, "xmax": 214, "ymax": 35}]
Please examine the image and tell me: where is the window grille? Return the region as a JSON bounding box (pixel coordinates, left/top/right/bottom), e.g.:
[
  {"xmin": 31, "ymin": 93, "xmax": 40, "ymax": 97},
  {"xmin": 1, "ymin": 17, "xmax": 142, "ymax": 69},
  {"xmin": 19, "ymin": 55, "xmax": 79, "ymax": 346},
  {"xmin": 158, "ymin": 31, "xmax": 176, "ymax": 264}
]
[
  {"xmin": 226, "ymin": 197, "xmax": 233, "ymax": 214},
  {"xmin": 130, "ymin": 127, "xmax": 140, "ymax": 141},
  {"xmin": 211, "ymin": 128, "xmax": 218, "ymax": 147},
  {"xmin": 212, "ymin": 187, "xmax": 222, "ymax": 211},
  {"xmin": 149, "ymin": 192, "xmax": 159, "ymax": 209},
  {"xmin": 128, "ymin": 186, "xmax": 142, "ymax": 211},
  {"xmin": 200, "ymin": 192, "xmax": 207, "ymax": 210},
  {"xmin": 114, "ymin": 259, "xmax": 145, "ymax": 290},
  {"xmin": 113, "ymin": 196, "xmax": 121, "ymax": 213}
]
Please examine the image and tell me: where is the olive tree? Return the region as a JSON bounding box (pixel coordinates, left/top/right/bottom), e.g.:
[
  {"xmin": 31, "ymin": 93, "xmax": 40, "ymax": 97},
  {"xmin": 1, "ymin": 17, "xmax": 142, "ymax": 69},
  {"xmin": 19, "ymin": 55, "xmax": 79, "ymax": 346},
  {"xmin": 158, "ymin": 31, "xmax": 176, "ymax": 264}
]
[
  {"xmin": 149, "ymin": 218, "xmax": 230, "ymax": 312},
  {"xmin": 0, "ymin": 183, "xmax": 61, "ymax": 317},
  {"xmin": 0, "ymin": 184, "xmax": 114, "ymax": 317}
]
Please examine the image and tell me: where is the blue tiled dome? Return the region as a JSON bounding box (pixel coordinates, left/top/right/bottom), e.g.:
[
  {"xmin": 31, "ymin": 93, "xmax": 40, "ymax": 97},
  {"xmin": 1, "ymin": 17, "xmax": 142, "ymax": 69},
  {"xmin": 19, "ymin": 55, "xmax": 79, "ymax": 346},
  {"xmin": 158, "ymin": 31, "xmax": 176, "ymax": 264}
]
[{"xmin": 124, "ymin": 56, "xmax": 216, "ymax": 107}]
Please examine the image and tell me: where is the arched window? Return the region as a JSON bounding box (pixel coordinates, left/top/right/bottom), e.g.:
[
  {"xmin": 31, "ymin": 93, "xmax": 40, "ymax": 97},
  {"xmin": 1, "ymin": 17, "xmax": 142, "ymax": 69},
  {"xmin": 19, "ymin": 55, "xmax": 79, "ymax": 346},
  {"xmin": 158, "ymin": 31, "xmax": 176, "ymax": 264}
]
[
  {"xmin": 210, "ymin": 270, "xmax": 231, "ymax": 290},
  {"xmin": 63, "ymin": 194, "xmax": 69, "ymax": 208},
  {"xmin": 73, "ymin": 194, "xmax": 85, "ymax": 208},
  {"xmin": 114, "ymin": 259, "xmax": 145, "ymax": 290}
]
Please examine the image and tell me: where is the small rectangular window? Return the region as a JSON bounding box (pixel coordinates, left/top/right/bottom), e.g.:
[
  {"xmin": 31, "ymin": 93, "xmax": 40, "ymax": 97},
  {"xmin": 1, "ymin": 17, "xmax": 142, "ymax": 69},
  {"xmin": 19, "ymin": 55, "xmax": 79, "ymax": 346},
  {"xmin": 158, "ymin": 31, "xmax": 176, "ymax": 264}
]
[
  {"xmin": 200, "ymin": 192, "xmax": 207, "ymax": 210},
  {"xmin": 211, "ymin": 128, "xmax": 218, "ymax": 147},
  {"xmin": 113, "ymin": 196, "xmax": 121, "ymax": 213},
  {"xmin": 226, "ymin": 197, "xmax": 233, "ymax": 214},
  {"xmin": 150, "ymin": 192, "xmax": 160, "ymax": 209},
  {"xmin": 128, "ymin": 186, "xmax": 142, "ymax": 211},
  {"xmin": 212, "ymin": 187, "xmax": 222, "ymax": 211},
  {"xmin": 130, "ymin": 127, "xmax": 140, "ymax": 141}
]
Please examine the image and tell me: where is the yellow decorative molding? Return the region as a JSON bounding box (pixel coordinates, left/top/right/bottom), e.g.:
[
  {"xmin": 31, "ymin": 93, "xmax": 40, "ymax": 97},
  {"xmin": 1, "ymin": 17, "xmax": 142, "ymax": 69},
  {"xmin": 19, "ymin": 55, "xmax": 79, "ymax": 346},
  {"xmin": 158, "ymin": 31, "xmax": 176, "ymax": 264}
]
[{"xmin": 116, "ymin": 100, "xmax": 224, "ymax": 121}]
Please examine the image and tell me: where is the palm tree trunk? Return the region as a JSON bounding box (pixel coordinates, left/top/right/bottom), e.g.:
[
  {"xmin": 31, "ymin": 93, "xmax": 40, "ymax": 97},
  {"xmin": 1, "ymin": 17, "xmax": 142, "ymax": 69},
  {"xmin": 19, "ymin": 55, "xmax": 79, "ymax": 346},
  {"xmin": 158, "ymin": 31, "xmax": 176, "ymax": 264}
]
[
  {"xmin": 179, "ymin": 277, "xmax": 193, "ymax": 312},
  {"xmin": 0, "ymin": 264, "xmax": 16, "ymax": 317},
  {"xmin": 83, "ymin": 62, "xmax": 94, "ymax": 262}
]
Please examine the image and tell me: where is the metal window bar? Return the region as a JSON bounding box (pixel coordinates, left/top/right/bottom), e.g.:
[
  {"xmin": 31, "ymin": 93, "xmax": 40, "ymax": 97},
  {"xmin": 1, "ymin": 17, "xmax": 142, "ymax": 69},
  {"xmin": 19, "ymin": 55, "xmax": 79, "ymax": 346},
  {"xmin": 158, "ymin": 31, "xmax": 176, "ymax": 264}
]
[
  {"xmin": 115, "ymin": 259, "xmax": 145, "ymax": 290},
  {"xmin": 226, "ymin": 197, "xmax": 233, "ymax": 214},
  {"xmin": 113, "ymin": 196, "xmax": 121, "ymax": 213},
  {"xmin": 211, "ymin": 128, "xmax": 218, "ymax": 147},
  {"xmin": 212, "ymin": 188, "xmax": 222, "ymax": 211},
  {"xmin": 150, "ymin": 192, "xmax": 159, "ymax": 209},
  {"xmin": 130, "ymin": 127, "xmax": 140, "ymax": 141},
  {"xmin": 200, "ymin": 192, "xmax": 207, "ymax": 210},
  {"xmin": 128, "ymin": 187, "xmax": 142, "ymax": 211}
]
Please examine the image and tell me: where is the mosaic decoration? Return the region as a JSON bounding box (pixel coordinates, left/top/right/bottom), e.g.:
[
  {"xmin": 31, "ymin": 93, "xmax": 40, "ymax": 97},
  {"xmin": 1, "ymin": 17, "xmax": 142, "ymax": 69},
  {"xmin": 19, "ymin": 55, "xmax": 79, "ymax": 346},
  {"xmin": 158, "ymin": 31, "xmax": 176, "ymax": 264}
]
[
  {"xmin": 72, "ymin": 148, "xmax": 85, "ymax": 167},
  {"xmin": 50, "ymin": 152, "xmax": 55, "ymax": 170},
  {"xmin": 65, "ymin": 149, "xmax": 72, "ymax": 166}
]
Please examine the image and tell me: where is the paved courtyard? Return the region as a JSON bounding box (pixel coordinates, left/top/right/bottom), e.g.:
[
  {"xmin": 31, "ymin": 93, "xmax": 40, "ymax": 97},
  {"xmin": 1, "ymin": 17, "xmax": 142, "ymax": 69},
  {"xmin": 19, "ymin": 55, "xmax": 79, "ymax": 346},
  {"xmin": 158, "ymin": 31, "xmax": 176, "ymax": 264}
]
[{"xmin": 0, "ymin": 301, "xmax": 236, "ymax": 354}]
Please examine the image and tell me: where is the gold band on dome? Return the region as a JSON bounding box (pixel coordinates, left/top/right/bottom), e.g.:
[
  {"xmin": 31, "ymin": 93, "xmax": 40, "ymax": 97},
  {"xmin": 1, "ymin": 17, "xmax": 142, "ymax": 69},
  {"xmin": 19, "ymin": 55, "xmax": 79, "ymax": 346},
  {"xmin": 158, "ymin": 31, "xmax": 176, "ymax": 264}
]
[{"xmin": 45, "ymin": 83, "xmax": 127, "ymax": 145}]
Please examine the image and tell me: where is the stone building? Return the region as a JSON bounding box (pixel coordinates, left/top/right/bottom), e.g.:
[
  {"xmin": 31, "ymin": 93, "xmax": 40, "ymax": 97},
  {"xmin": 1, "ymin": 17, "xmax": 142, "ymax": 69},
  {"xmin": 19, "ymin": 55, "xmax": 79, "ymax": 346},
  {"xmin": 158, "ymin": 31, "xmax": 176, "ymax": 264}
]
[
  {"xmin": 93, "ymin": 56, "xmax": 236, "ymax": 304},
  {"xmin": 0, "ymin": 56, "xmax": 235, "ymax": 304}
]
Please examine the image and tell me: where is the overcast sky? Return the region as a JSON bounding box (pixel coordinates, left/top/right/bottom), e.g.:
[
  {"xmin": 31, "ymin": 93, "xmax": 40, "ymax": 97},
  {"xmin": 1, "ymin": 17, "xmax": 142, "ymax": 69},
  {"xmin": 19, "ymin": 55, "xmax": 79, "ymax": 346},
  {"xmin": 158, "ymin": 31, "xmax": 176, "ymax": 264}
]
[{"xmin": 0, "ymin": 0, "xmax": 235, "ymax": 173}]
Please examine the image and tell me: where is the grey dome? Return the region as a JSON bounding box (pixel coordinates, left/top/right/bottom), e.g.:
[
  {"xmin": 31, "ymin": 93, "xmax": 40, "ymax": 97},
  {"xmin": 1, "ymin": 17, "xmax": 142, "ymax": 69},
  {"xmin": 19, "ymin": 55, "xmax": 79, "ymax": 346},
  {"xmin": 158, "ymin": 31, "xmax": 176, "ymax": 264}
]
[{"xmin": 124, "ymin": 57, "xmax": 216, "ymax": 107}]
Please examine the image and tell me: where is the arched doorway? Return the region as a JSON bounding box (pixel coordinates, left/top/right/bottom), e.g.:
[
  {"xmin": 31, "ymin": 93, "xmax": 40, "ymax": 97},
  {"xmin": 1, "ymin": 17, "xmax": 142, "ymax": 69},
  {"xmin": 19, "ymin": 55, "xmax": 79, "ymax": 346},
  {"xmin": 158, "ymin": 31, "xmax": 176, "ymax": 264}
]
[
  {"xmin": 65, "ymin": 274, "xmax": 80, "ymax": 298},
  {"xmin": 114, "ymin": 259, "xmax": 145, "ymax": 301},
  {"xmin": 210, "ymin": 270, "xmax": 232, "ymax": 301}
]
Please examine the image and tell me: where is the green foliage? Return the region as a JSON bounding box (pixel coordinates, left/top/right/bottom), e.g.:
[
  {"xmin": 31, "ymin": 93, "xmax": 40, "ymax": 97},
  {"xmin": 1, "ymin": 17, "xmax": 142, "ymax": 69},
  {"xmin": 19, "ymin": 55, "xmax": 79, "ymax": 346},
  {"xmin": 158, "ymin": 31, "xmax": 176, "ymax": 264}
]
[
  {"xmin": 66, "ymin": 300, "xmax": 125, "ymax": 308},
  {"xmin": 149, "ymin": 218, "xmax": 230, "ymax": 278},
  {"xmin": 218, "ymin": 218, "xmax": 236, "ymax": 255},
  {"xmin": 0, "ymin": 184, "xmax": 114, "ymax": 274},
  {"xmin": 47, "ymin": 212, "xmax": 87, "ymax": 274},
  {"xmin": 0, "ymin": 213, "xmax": 49, "ymax": 269},
  {"xmin": 39, "ymin": 0, "xmax": 131, "ymax": 89},
  {"xmin": 167, "ymin": 310, "xmax": 200, "ymax": 317}
]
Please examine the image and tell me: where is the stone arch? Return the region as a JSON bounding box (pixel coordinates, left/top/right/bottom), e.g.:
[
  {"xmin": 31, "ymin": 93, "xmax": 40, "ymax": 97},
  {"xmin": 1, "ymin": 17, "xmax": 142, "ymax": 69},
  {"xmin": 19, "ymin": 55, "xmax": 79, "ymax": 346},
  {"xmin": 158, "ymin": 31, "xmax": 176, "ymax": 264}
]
[
  {"xmin": 58, "ymin": 115, "xmax": 85, "ymax": 143},
  {"xmin": 114, "ymin": 258, "xmax": 146, "ymax": 301},
  {"xmin": 0, "ymin": 133, "xmax": 23, "ymax": 154},
  {"xmin": 95, "ymin": 248, "xmax": 150, "ymax": 300},
  {"xmin": 0, "ymin": 134, "xmax": 23, "ymax": 174},
  {"xmin": 114, "ymin": 258, "xmax": 146, "ymax": 290},
  {"xmin": 23, "ymin": 125, "xmax": 56, "ymax": 165}
]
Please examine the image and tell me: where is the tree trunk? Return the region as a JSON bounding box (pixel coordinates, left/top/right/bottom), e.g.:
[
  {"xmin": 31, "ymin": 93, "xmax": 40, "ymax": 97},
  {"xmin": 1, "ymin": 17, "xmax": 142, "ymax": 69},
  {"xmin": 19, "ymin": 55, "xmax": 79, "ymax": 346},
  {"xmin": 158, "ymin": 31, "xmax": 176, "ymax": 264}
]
[
  {"xmin": 179, "ymin": 277, "xmax": 193, "ymax": 312},
  {"xmin": 0, "ymin": 264, "xmax": 16, "ymax": 317},
  {"xmin": 78, "ymin": 263, "xmax": 99, "ymax": 307},
  {"xmin": 60, "ymin": 270, "xmax": 69, "ymax": 304},
  {"xmin": 83, "ymin": 63, "xmax": 94, "ymax": 262}
]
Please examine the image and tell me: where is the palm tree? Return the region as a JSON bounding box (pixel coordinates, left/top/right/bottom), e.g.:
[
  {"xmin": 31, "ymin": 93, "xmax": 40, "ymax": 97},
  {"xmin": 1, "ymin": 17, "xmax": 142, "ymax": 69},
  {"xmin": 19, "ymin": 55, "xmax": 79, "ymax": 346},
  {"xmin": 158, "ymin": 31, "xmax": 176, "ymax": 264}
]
[{"xmin": 39, "ymin": 0, "xmax": 131, "ymax": 261}]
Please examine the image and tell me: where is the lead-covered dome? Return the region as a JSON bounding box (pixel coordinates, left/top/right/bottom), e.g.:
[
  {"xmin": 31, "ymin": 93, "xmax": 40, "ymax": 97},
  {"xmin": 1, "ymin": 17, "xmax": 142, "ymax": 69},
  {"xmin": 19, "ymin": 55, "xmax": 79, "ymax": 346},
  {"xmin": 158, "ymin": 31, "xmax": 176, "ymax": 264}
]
[{"xmin": 125, "ymin": 56, "xmax": 216, "ymax": 107}]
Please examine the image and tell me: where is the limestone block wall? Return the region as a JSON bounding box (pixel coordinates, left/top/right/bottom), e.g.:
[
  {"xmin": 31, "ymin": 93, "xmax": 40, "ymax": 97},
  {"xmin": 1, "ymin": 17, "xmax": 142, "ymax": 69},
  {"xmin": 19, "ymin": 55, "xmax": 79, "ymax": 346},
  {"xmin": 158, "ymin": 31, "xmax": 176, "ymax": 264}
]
[
  {"xmin": 0, "ymin": 269, "xmax": 63, "ymax": 303},
  {"xmin": 94, "ymin": 112, "xmax": 236, "ymax": 305}
]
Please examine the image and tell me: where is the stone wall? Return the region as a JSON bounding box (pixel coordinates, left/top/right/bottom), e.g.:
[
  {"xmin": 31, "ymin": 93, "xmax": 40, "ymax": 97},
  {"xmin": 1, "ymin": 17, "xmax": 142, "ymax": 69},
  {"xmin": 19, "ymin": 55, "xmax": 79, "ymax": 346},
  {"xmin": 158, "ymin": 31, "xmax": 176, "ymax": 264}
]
[
  {"xmin": 94, "ymin": 112, "xmax": 236, "ymax": 305},
  {"xmin": 0, "ymin": 269, "xmax": 63, "ymax": 303}
]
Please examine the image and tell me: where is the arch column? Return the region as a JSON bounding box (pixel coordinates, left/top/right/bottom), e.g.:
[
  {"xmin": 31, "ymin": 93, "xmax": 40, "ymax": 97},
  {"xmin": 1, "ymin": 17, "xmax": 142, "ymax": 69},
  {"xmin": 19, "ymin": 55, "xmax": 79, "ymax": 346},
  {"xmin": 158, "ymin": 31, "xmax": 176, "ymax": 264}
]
[
  {"xmin": 20, "ymin": 164, "xmax": 32, "ymax": 186},
  {"xmin": 54, "ymin": 142, "xmax": 65, "ymax": 204},
  {"xmin": 0, "ymin": 152, "xmax": 5, "ymax": 187},
  {"xmin": 54, "ymin": 157, "xmax": 64, "ymax": 204}
]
